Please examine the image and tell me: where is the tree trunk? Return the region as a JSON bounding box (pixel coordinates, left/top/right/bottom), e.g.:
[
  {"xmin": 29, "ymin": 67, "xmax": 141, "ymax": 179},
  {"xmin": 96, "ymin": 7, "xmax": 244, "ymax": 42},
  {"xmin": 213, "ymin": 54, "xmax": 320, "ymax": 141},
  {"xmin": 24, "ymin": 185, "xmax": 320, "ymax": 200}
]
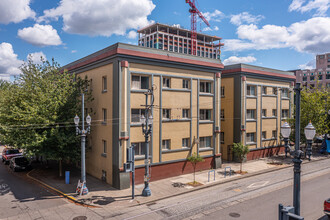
[
  {"xmin": 59, "ymin": 159, "xmax": 63, "ymax": 177},
  {"xmin": 193, "ymin": 164, "xmax": 196, "ymax": 183},
  {"xmin": 240, "ymin": 161, "xmax": 242, "ymax": 173}
]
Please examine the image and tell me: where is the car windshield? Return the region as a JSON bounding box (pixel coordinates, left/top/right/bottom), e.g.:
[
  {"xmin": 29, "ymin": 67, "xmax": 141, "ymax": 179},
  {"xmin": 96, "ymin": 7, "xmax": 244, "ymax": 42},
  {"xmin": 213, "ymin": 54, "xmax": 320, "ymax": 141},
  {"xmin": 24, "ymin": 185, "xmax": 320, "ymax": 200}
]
[
  {"xmin": 15, "ymin": 157, "xmax": 28, "ymax": 163},
  {"xmin": 6, "ymin": 149, "xmax": 20, "ymax": 154}
]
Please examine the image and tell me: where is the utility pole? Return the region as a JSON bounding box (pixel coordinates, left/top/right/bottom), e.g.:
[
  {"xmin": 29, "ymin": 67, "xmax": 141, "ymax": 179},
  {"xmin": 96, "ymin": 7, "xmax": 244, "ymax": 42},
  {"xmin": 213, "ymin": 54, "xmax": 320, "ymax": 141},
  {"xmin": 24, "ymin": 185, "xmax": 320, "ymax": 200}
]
[{"xmin": 141, "ymin": 87, "xmax": 154, "ymax": 197}]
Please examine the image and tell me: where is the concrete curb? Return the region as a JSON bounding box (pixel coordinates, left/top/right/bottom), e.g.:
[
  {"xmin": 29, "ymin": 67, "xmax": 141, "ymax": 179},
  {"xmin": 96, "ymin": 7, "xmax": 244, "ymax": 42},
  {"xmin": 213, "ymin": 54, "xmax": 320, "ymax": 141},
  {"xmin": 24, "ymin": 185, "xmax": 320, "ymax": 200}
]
[
  {"xmin": 26, "ymin": 169, "xmax": 99, "ymax": 208},
  {"xmin": 134, "ymin": 156, "xmax": 330, "ymax": 207}
]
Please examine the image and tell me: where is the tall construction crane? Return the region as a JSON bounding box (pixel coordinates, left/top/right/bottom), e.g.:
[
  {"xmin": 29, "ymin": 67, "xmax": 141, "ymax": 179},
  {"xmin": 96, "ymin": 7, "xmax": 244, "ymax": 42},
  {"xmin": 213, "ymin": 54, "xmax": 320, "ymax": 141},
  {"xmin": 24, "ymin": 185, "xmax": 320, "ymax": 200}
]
[{"xmin": 185, "ymin": 0, "xmax": 210, "ymax": 56}]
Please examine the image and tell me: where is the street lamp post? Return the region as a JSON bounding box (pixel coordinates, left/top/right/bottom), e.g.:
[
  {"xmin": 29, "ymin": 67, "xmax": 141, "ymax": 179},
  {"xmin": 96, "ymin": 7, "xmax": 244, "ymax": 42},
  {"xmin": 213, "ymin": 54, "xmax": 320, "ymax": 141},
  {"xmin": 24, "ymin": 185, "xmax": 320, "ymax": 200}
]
[
  {"xmin": 74, "ymin": 93, "xmax": 91, "ymax": 195},
  {"xmin": 141, "ymin": 89, "xmax": 153, "ymax": 197},
  {"xmin": 304, "ymin": 122, "xmax": 316, "ymax": 161},
  {"xmin": 281, "ymin": 121, "xmax": 292, "ymax": 157}
]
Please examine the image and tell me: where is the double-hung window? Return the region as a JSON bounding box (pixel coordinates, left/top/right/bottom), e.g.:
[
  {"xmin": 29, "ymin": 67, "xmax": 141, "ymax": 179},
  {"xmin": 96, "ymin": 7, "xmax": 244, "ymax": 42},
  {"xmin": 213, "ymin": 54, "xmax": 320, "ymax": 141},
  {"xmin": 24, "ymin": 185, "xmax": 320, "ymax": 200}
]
[
  {"xmin": 163, "ymin": 77, "xmax": 170, "ymax": 88},
  {"xmin": 131, "ymin": 109, "xmax": 146, "ymax": 123},
  {"xmin": 131, "ymin": 75, "xmax": 149, "ymax": 90},
  {"xmin": 163, "ymin": 109, "xmax": 171, "ymax": 120},
  {"xmin": 182, "ymin": 138, "xmax": 190, "ymax": 148},
  {"xmin": 132, "ymin": 142, "xmax": 149, "ymax": 156},
  {"xmin": 102, "ymin": 76, "xmax": 107, "ymax": 92},
  {"xmin": 102, "ymin": 108, "xmax": 107, "ymax": 124},
  {"xmin": 182, "ymin": 79, "xmax": 189, "ymax": 89},
  {"xmin": 220, "ymin": 109, "xmax": 225, "ymax": 120},
  {"xmin": 200, "ymin": 109, "xmax": 212, "ymax": 120},
  {"xmin": 200, "ymin": 136, "xmax": 211, "ymax": 148},
  {"xmin": 262, "ymin": 131, "xmax": 266, "ymax": 140},
  {"xmin": 262, "ymin": 109, "xmax": 267, "ymax": 117},
  {"xmin": 200, "ymin": 81, "xmax": 212, "ymax": 93},
  {"xmin": 246, "ymin": 133, "xmax": 255, "ymax": 143},
  {"xmin": 282, "ymin": 88, "xmax": 289, "ymax": 98},
  {"xmin": 182, "ymin": 109, "xmax": 190, "ymax": 119},
  {"xmin": 282, "ymin": 109, "xmax": 289, "ymax": 118},
  {"xmin": 247, "ymin": 86, "xmax": 256, "ymax": 96},
  {"xmin": 246, "ymin": 109, "xmax": 256, "ymax": 120},
  {"xmin": 272, "ymin": 109, "xmax": 277, "ymax": 117},
  {"xmin": 162, "ymin": 140, "xmax": 171, "ymax": 150},
  {"xmin": 272, "ymin": 130, "xmax": 277, "ymax": 139}
]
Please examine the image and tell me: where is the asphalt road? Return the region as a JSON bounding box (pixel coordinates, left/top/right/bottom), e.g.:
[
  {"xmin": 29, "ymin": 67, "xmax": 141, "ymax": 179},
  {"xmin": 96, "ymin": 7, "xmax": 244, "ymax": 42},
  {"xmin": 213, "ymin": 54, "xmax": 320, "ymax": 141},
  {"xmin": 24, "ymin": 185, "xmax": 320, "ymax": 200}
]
[
  {"xmin": 123, "ymin": 158, "xmax": 330, "ymax": 220},
  {"xmin": 0, "ymin": 157, "xmax": 67, "ymax": 219}
]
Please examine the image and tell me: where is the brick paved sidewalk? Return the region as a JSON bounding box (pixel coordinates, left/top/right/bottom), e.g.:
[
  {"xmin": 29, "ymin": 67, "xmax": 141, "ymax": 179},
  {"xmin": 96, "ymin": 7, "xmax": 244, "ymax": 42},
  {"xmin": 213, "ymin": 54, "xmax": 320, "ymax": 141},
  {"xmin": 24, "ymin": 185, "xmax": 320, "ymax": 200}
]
[{"xmin": 28, "ymin": 153, "xmax": 328, "ymax": 210}]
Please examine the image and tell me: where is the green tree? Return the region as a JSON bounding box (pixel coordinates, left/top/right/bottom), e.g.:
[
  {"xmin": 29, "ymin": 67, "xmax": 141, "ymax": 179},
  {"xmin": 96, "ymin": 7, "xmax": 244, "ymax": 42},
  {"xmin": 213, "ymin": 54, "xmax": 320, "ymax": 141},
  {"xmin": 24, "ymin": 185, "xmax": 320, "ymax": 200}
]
[
  {"xmin": 232, "ymin": 142, "xmax": 249, "ymax": 173},
  {"xmin": 187, "ymin": 152, "xmax": 204, "ymax": 183},
  {"xmin": 288, "ymin": 85, "xmax": 330, "ymax": 143},
  {"xmin": 0, "ymin": 58, "xmax": 91, "ymax": 176}
]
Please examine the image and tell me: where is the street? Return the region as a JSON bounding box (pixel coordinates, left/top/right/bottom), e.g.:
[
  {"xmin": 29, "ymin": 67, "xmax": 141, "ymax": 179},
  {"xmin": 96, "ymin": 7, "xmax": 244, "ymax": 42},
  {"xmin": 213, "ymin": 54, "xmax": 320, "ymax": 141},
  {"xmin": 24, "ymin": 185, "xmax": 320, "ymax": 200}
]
[{"xmin": 0, "ymin": 156, "xmax": 330, "ymax": 219}]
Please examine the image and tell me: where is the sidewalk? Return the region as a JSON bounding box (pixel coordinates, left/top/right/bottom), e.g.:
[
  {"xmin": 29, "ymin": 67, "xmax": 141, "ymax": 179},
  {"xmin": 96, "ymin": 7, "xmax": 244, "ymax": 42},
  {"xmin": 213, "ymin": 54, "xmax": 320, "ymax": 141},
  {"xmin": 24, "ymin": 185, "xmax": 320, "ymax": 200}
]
[{"xmin": 27, "ymin": 153, "xmax": 329, "ymax": 210}]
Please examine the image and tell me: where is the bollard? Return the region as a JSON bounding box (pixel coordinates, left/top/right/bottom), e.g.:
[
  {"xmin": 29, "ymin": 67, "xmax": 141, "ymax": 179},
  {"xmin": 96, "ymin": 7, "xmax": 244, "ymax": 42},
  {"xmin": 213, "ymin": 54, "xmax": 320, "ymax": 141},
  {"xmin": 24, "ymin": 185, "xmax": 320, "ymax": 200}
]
[{"xmin": 65, "ymin": 171, "xmax": 70, "ymax": 184}]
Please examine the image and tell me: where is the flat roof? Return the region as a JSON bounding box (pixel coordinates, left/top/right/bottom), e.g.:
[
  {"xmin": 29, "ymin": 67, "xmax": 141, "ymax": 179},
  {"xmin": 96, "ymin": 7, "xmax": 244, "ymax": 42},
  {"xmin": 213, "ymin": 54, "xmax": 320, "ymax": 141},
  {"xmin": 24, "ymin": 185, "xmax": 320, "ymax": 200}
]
[
  {"xmin": 223, "ymin": 63, "xmax": 295, "ymax": 80},
  {"xmin": 63, "ymin": 42, "xmax": 224, "ymax": 72},
  {"xmin": 138, "ymin": 23, "xmax": 222, "ymax": 42}
]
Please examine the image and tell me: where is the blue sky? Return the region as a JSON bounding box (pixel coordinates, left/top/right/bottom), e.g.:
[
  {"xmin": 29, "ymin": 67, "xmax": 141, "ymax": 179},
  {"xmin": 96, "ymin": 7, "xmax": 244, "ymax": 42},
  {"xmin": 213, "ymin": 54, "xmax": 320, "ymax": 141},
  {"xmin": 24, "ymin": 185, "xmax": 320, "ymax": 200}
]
[{"xmin": 1, "ymin": 0, "xmax": 330, "ymax": 80}]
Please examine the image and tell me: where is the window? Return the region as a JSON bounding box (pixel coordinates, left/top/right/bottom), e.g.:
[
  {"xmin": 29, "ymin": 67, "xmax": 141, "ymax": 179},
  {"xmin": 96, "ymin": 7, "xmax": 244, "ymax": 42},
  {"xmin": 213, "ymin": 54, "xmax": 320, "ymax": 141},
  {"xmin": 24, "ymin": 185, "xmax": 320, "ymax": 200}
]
[
  {"xmin": 282, "ymin": 88, "xmax": 289, "ymax": 98},
  {"xmin": 246, "ymin": 109, "xmax": 256, "ymax": 120},
  {"xmin": 262, "ymin": 131, "xmax": 266, "ymax": 140},
  {"xmin": 102, "ymin": 108, "xmax": 107, "ymax": 124},
  {"xmin": 262, "ymin": 109, "xmax": 267, "ymax": 117},
  {"xmin": 132, "ymin": 142, "xmax": 149, "ymax": 156},
  {"xmin": 272, "ymin": 130, "xmax": 277, "ymax": 139},
  {"xmin": 162, "ymin": 140, "xmax": 171, "ymax": 150},
  {"xmin": 102, "ymin": 140, "xmax": 107, "ymax": 154},
  {"xmin": 182, "ymin": 109, "xmax": 190, "ymax": 119},
  {"xmin": 327, "ymin": 75, "xmax": 330, "ymax": 79},
  {"xmin": 131, "ymin": 75, "xmax": 149, "ymax": 90},
  {"xmin": 247, "ymin": 85, "xmax": 256, "ymax": 96},
  {"xmin": 318, "ymin": 75, "xmax": 323, "ymax": 80},
  {"xmin": 310, "ymin": 76, "xmax": 315, "ymax": 81},
  {"xmin": 163, "ymin": 109, "xmax": 171, "ymax": 120},
  {"xmin": 246, "ymin": 133, "xmax": 255, "ymax": 143},
  {"xmin": 131, "ymin": 109, "xmax": 145, "ymax": 123},
  {"xmin": 163, "ymin": 77, "xmax": 170, "ymax": 88},
  {"xmin": 327, "ymin": 83, "xmax": 330, "ymax": 88},
  {"xmin": 319, "ymin": 55, "xmax": 325, "ymax": 59},
  {"xmin": 200, "ymin": 136, "xmax": 212, "ymax": 148},
  {"xmin": 183, "ymin": 79, "xmax": 189, "ymax": 89},
  {"xmin": 221, "ymin": 86, "xmax": 225, "ymax": 97},
  {"xmin": 220, "ymin": 109, "xmax": 225, "ymax": 120},
  {"xmin": 272, "ymin": 109, "xmax": 277, "ymax": 117},
  {"xmin": 273, "ymin": 88, "xmax": 277, "ymax": 95},
  {"xmin": 220, "ymin": 132, "xmax": 224, "ymax": 144},
  {"xmin": 102, "ymin": 76, "xmax": 107, "ymax": 92},
  {"xmin": 200, "ymin": 109, "xmax": 212, "ymax": 120},
  {"xmin": 200, "ymin": 81, "xmax": 212, "ymax": 93},
  {"xmin": 303, "ymin": 76, "xmax": 307, "ymax": 81},
  {"xmin": 182, "ymin": 138, "xmax": 190, "ymax": 148},
  {"xmin": 262, "ymin": 87, "xmax": 267, "ymax": 95},
  {"xmin": 102, "ymin": 170, "xmax": 107, "ymax": 182},
  {"xmin": 282, "ymin": 109, "xmax": 289, "ymax": 118},
  {"xmin": 328, "ymin": 65, "xmax": 330, "ymax": 68}
]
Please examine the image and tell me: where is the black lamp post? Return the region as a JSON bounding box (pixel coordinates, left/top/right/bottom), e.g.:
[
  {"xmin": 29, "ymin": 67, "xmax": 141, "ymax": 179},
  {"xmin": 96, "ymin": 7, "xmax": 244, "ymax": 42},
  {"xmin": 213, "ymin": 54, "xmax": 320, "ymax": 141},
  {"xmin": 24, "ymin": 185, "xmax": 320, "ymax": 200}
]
[{"xmin": 281, "ymin": 121, "xmax": 292, "ymax": 157}]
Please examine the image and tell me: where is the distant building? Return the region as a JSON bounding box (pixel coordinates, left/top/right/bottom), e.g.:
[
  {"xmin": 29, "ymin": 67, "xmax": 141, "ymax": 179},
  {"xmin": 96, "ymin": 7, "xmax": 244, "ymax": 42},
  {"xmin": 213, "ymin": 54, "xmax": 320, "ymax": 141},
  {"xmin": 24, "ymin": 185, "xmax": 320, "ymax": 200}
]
[
  {"xmin": 220, "ymin": 64, "xmax": 295, "ymax": 160},
  {"xmin": 138, "ymin": 23, "xmax": 223, "ymax": 60},
  {"xmin": 294, "ymin": 53, "xmax": 330, "ymax": 89}
]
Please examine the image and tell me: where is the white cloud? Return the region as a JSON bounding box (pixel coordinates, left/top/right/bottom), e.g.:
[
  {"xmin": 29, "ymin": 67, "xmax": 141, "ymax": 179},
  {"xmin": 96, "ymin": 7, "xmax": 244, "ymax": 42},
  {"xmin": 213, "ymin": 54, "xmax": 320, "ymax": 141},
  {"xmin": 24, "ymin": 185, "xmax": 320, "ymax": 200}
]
[
  {"xmin": 127, "ymin": 30, "xmax": 138, "ymax": 39},
  {"xmin": 203, "ymin": 10, "xmax": 225, "ymax": 22},
  {"xmin": 224, "ymin": 17, "xmax": 330, "ymax": 54},
  {"xmin": 230, "ymin": 12, "xmax": 264, "ymax": 26},
  {"xmin": 223, "ymin": 56, "xmax": 257, "ymax": 65},
  {"xmin": 0, "ymin": 43, "xmax": 24, "ymax": 81},
  {"xmin": 298, "ymin": 59, "xmax": 315, "ymax": 69},
  {"xmin": 27, "ymin": 52, "xmax": 47, "ymax": 64},
  {"xmin": 71, "ymin": 50, "xmax": 77, "ymax": 53},
  {"xmin": 172, "ymin": 24, "xmax": 181, "ymax": 28},
  {"xmin": 18, "ymin": 24, "xmax": 62, "ymax": 47},
  {"xmin": 202, "ymin": 26, "xmax": 219, "ymax": 32},
  {"xmin": 289, "ymin": 0, "xmax": 330, "ymax": 16},
  {"xmin": 38, "ymin": 0, "xmax": 155, "ymax": 37},
  {"xmin": 0, "ymin": 0, "xmax": 35, "ymax": 24}
]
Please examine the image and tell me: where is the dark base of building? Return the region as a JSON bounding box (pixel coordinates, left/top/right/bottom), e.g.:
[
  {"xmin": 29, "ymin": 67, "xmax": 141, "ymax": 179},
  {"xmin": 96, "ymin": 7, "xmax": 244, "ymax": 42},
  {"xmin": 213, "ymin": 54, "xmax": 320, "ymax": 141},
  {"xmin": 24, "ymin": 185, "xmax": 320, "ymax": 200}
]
[{"xmin": 247, "ymin": 146, "xmax": 285, "ymax": 160}]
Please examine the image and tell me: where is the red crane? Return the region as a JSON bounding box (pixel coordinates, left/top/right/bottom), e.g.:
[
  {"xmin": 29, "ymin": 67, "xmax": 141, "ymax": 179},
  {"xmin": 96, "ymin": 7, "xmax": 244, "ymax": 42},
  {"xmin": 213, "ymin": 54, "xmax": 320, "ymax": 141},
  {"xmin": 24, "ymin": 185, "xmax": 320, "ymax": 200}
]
[{"xmin": 185, "ymin": 0, "xmax": 210, "ymax": 56}]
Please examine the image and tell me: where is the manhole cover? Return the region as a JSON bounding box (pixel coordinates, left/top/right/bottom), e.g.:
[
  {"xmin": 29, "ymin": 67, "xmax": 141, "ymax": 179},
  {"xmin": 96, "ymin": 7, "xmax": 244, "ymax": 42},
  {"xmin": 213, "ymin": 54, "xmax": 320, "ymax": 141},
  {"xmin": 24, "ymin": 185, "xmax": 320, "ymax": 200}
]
[
  {"xmin": 73, "ymin": 216, "xmax": 87, "ymax": 220},
  {"xmin": 229, "ymin": 213, "xmax": 240, "ymax": 218}
]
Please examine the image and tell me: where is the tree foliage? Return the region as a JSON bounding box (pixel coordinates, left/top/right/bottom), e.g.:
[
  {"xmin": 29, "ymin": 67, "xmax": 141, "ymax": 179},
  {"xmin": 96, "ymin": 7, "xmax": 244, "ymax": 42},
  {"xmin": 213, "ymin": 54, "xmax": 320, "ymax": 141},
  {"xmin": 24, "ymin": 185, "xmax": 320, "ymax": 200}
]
[
  {"xmin": 232, "ymin": 142, "xmax": 249, "ymax": 172},
  {"xmin": 288, "ymin": 85, "xmax": 330, "ymax": 142},
  {"xmin": 187, "ymin": 152, "xmax": 204, "ymax": 183},
  {"xmin": 0, "ymin": 58, "xmax": 91, "ymax": 164}
]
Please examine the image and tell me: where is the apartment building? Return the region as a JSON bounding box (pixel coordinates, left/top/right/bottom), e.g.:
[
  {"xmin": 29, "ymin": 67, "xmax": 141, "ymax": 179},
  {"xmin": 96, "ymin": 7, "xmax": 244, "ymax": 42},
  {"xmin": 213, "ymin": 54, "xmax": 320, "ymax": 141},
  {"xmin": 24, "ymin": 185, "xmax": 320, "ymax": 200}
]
[
  {"xmin": 295, "ymin": 53, "xmax": 330, "ymax": 89},
  {"xmin": 64, "ymin": 42, "xmax": 223, "ymax": 189},
  {"xmin": 220, "ymin": 64, "xmax": 295, "ymax": 160}
]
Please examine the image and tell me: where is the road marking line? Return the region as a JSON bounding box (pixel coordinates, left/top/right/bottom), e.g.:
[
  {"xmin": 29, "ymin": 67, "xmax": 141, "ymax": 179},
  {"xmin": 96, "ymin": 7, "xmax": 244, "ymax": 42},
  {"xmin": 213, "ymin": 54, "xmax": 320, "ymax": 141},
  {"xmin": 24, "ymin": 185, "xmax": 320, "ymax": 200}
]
[{"xmin": 247, "ymin": 181, "xmax": 269, "ymax": 188}]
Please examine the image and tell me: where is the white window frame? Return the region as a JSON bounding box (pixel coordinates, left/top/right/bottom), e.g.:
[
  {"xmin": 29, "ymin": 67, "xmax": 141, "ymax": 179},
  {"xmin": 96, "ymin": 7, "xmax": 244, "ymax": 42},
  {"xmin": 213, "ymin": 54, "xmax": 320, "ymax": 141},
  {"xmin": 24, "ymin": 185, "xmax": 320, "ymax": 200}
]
[
  {"xmin": 200, "ymin": 109, "xmax": 212, "ymax": 120},
  {"xmin": 162, "ymin": 139, "xmax": 171, "ymax": 150},
  {"xmin": 200, "ymin": 136, "xmax": 212, "ymax": 148},
  {"xmin": 262, "ymin": 131, "xmax": 266, "ymax": 140},
  {"xmin": 182, "ymin": 109, "xmax": 190, "ymax": 119},
  {"xmin": 163, "ymin": 109, "xmax": 171, "ymax": 120},
  {"xmin": 182, "ymin": 79, "xmax": 189, "ymax": 89},
  {"xmin": 282, "ymin": 88, "xmax": 289, "ymax": 98},
  {"xmin": 246, "ymin": 109, "xmax": 256, "ymax": 120},
  {"xmin": 163, "ymin": 77, "xmax": 171, "ymax": 88},
  {"xmin": 200, "ymin": 81, "xmax": 212, "ymax": 93},
  {"xmin": 131, "ymin": 109, "xmax": 146, "ymax": 123},
  {"xmin": 282, "ymin": 109, "xmax": 289, "ymax": 119},
  {"xmin": 272, "ymin": 130, "xmax": 277, "ymax": 139},
  {"xmin": 182, "ymin": 138, "xmax": 190, "ymax": 148},
  {"xmin": 102, "ymin": 76, "xmax": 107, "ymax": 92},
  {"xmin": 262, "ymin": 87, "xmax": 267, "ymax": 95},
  {"xmin": 102, "ymin": 108, "xmax": 107, "ymax": 124},
  {"xmin": 262, "ymin": 109, "xmax": 267, "ymax": 118},
  {"xmin": 247, "ymin": 85, "xmax": 256, "ymax": 96},
  {"xmin": 272, "ymin": 109, "xmax": 277, "ymax": 117},
  {"xmin": 131, "ymin": 75, "xmax": 149, "ymax": 90},
  {"xmin": 246, "ymin": 133, "xmax": 256, "ymax": 143}
]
